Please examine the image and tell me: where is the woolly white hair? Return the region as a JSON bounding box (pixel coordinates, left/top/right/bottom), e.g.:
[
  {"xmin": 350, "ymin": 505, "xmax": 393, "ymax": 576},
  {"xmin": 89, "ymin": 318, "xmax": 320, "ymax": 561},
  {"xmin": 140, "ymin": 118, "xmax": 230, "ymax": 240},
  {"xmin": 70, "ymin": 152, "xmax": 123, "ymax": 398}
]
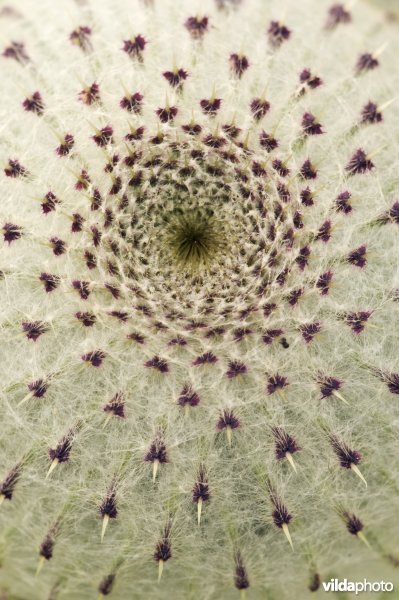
[{"xmin": 1, "ymin": 0, "xmax": 399, "ymax": 599}]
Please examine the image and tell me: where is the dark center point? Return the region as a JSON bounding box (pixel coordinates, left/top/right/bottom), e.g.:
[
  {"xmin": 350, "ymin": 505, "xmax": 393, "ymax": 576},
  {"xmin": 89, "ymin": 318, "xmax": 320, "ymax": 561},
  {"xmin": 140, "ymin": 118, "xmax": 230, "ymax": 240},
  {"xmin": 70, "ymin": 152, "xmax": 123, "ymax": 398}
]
[{"xmin": 164, "ymin": 212, "xmax": 225, "ymax": 270}]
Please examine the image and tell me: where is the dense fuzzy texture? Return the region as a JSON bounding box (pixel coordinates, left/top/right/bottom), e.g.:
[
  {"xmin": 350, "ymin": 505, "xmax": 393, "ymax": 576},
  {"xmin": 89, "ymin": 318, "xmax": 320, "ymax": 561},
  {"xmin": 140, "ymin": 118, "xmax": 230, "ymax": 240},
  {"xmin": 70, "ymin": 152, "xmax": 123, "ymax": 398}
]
[{"xmin": 1, "ymin": 0, "xmax": 399, "ymax": 599}]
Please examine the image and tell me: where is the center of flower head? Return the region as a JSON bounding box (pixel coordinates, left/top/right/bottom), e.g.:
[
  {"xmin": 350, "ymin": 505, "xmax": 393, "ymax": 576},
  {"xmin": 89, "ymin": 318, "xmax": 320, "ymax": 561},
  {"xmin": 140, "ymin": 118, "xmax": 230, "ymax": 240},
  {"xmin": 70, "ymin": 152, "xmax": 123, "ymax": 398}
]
[{"xmin": 163, "ymin": 210, "xmax": 226, "ymax": 270}]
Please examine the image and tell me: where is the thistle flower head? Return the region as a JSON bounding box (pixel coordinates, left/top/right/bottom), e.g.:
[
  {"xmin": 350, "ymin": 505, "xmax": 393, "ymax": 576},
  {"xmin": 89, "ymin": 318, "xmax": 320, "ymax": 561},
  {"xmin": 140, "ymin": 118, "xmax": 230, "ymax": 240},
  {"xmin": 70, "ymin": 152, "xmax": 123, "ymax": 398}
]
[{"xmin": 1, "ymin": 0, "xmax": 399, "ymax": 597}]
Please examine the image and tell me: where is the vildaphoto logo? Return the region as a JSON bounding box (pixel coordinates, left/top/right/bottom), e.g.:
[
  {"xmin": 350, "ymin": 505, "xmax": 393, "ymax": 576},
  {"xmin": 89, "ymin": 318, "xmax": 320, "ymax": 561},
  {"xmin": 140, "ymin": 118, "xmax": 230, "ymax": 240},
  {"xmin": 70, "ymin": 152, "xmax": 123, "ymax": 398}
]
[{"xmin": 322, "ymin": 579, "xmax": 394, "ymax": 594}]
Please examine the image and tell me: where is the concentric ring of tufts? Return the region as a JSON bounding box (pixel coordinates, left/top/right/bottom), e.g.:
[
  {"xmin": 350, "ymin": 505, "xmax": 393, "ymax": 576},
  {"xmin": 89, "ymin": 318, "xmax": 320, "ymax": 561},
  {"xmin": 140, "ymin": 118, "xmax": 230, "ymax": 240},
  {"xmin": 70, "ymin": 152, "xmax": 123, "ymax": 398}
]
[{"xmin": 79, "ymin": 134, "xmax": 306, "ymax": 327}]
